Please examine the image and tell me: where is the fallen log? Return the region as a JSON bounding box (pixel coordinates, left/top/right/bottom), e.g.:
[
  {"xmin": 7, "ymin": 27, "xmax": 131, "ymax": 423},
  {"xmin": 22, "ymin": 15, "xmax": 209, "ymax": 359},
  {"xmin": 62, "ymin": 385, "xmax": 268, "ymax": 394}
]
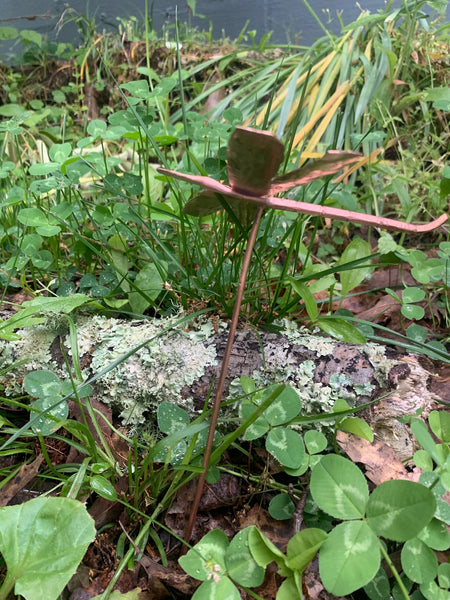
[{"xmin": 0, "ymin": 312, "xmax": 441, "ymax": 456}]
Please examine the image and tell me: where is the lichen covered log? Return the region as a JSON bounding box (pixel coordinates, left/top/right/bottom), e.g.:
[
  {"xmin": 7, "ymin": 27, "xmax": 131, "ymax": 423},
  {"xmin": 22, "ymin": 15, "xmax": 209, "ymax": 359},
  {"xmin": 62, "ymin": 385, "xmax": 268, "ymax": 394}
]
[{"xmin": 0, "ymin": 312, "xmax": 439, "ymax": 454}]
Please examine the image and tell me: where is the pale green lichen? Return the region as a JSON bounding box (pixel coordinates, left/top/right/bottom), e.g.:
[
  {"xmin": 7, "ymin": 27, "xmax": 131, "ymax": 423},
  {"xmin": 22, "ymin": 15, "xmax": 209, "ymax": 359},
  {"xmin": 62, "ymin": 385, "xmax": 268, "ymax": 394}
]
[
  {"xmin": 278, "ymin": 319, "xmax": 337, "ymax": 356},
  {"xmin": 226, "ymin": 323, "xmax": 396, "ymax": 433},
  {"xmin": 229, "ymin": 359, "xmax": 341, "ymax": 429},
  {"xmin": 0, "ymin": 324, "xmax": 60, "ymax": 395},
  {"xmin": 1, "ymin": 311, "xmax": 400, "ymax": 432},
  {"xmin": 1, "ymin": 312, "xmax": 218, "ymax": 427},
  {"xmin": 69, "ymin": 313, "xmax": 218, "ymax": 424},
  {"xmin": 360, "ymin": 341, "xmax": 395, "ymax": 386}
]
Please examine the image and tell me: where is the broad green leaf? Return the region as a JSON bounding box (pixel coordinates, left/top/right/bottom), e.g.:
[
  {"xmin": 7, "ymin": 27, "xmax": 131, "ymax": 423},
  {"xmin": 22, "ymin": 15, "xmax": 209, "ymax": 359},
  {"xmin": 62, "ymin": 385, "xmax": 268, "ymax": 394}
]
[
  {"xmin": 248, "ymin": 527, "xmax": 286, "ymax": 569},
  {"xmin": 21, "ymin": 294, "xmax": 87, "ymax": 315},
  {"xmin": 441, "ymin": 471, "xmax": 450, "ymax": 492},
  {"xmin": 417, "ymin": 518, "xmax": 450, "ymax": 551},
  {"xmin": 31, "ymin": 250, "xmax": 53, "ymax": 269},
  {"xmin": 406, "ymin": 324, "xmax": 428, "ymax": 343},
  {"xmin": 283, "ymin": 451, "xmax": 310, "ymax": 476},
  {"xmin": 338, "ymin": 238, "xmax": 372, "ymax": 298},
  {"xmin": 402, "ymin": 287, "xmax": 426, "ymax": 304},
  {"xmin": 401, "ymin": 538, "xmax": 438, "ymax": 584},
  {"xmin": 289, "ymin": 278, "xmax": 318, "ymax": 321},
  {"xmin": 0, "ymin": 294, "xmax": 91, "ymax": 341},
  {"xmin": 157, "ymin": 402, "xmax": 190, "ymax": 435},
  {"xmin": 286, "ymin": 528, "xmax": 328, "ymax": 573},
  {"xmin": 420, "ymin": 579, "xmax": 450, "ymax": 600},
  {"xmin": 414, "ymin": 449, "xmax": 433, "ymax": 471},
  {"xmin": 90, "ymin": 475, "xmax": 118, "ymax": 501},
  {"xmin": 441, "ymin": 168, "xmax": 450, "ymax": 200},
  {"xmin": 319, "ymin": 520, "xmax": 379, "ymax": 596},
  {"xmin": 264, "ymin": 385, "xmax": 301, "ymax": 426},
  {"xmin": 425, "ymin": 85, "xmax": 450, "ymax": 110},
  {"xmin": 0, "ymin": 26, "xmax": 18, "ymax": 40},
  {"xmin": 24, "ymin": 370, "xmax": 60, "ymax": 398},
  {"xmin": 87, "ymin": 119, "xmax": 107, "ymax": 138},
  {"xmin": 304, "ymin": 430, "xmax": 327, "ymax": 455},
  {"xmin": 303, "ymin": 265, "xmax": 336, "ymax": 295},
  {"xmin": 338, "ymin": 417, "xmax": 374, "ymax": 442},
  {"xmin": 401, "ymin": 303, "xmax": 425, "ymax": 320},
  {"xmin": 316, "ymin": 318, "xmax": 367, "ymax": 344},
  {"xmin": 30, "ymin": 396, "xmax": 68, "ymax": 435},
  {"xmin": 310, "ymin": 454, "xmax": 369, "ymax": 520},
  {"xmin": 411, "ymin": 418, "xmax": 443, "ymax": 465},
  {"xmin": 17, "ymin": 207, "xmax": 48, "ymax": 227},
  {"xmin": 28, "ymin": 162, "xmax": 60, "ymax": 175},
  {"xmin": 428, "ymin": 410, "xmax": 450, "ymax": 443},
  {"xmin": 120, "ymin": 80, "xmax": 151, "ymax": 98},
  {"xmin": 179, "ymin": 529, "xmax": 228, "ymax": 581},
  {"xmin": 438, "ymin": 563, "xmax": 450, "ymax": 588},
  {"xmin": 21, "ymin": 233, "xmax": 42, "ymax": 256},
  {"xmin": 277, "ymin": 575, "xmax": 302, "ymax": 600},
  {"xmin": 266, "ymin": 428, "xmax": 305, "ymax": 469},
  {"xmin": 49, "ymin": 142, "xmax": 72, "ymax": 162},
  {"xmin": 0, "ymin": 497, "xmax": 95, "ymax": 600},
  {"xmin": 128, "ymin": 262, "xmax": 164, "ymax": 314},
  {"xmin": 225, "ymin": 527, "xmax": 264, "ymax": 587},
  {"xmin": 152, "ymin": 439, "xmax": 187, "ymax": 465},
  {"xmin": 366, "ymin": 480, "xmax": 436, "ymax": 541},
  {"xmin": 191, "ymin": 576, "xmax": 240, "ymax": 600},
  {"xmin": 268, "ymin": 494, "xmax": 295, "ymax": 520},
  {"xmin": 240, "ymin": 402, "xmax": 269, "ymax": 440},
  {"xmin": 36, "ymin": 224, "xmax": 61, "ymax": 237},
  {"xmin": 378, "ymin": 231, "xmax": 402, "ymax": 254},
  {"xmin": 239, "ymin": 376, "xmax": 255, "ymax": 395},
  {"xmin": 20, "ymin": 29, "xmax": 42, "ymax": 47},
  {"xmin": 108, "ymin": 234, "xmax": 130, "ymax": 292},
  {"xmin": 363, "ymin": 566, "xmax": 391, "ymax": 600},
  {"xmin": 0, "ymin": 103, "xmax": 27, "ymax": 117}
]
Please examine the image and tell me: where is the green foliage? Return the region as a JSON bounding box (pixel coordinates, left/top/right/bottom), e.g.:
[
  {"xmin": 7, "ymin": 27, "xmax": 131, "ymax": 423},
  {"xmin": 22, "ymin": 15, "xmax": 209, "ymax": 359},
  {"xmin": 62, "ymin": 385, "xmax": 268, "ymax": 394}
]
[
  {"xmin": 152, "ymin": 401, "xmax": 209, "ymax": 466},
  {"xmin": 0, "ymin": 496, "xmax": 95, "ymax": 600},
  {"xmin": 21, "ymin": 367, "xmax": 92, "ymax": 436},
  {"xmin": 0, "ymin": 294, "xmax": 92, "ymax": 341},
  {"xmin": 0, "ymin": 2, "xmax": 449, "ymax": 598},
  {"xmin": 92, "ymin": 590, "xmax": 143, "ymax": 600},
  {"xmin": 239, "ymin": 384, "xmax": 305, "ymax": 469},
  {"xmin": 179, "ymin": 527, "xmax": 264, "ymax": 599},
  {"xmin": 181, "ymin": 449, "xmax": 444, "ymax": 598},
  {"xmin": 180, "ymin": 525, "xmax": 328, "ymax": 599}
]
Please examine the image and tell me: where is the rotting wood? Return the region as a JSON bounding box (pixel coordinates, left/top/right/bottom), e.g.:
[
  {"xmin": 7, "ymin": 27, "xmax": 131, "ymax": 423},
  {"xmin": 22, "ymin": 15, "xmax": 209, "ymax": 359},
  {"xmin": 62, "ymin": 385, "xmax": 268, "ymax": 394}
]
[{"xmin": 0, "ymin": 313, "xmax": 441, "ymax": 457}]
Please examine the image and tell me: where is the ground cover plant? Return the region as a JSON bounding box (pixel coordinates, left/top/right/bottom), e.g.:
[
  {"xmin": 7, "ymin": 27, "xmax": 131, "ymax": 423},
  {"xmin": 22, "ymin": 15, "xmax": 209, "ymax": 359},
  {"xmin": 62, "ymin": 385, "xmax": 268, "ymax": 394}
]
[{"xmin": 0, "ymin": 0, "xmax": 449, "ymax": 598}]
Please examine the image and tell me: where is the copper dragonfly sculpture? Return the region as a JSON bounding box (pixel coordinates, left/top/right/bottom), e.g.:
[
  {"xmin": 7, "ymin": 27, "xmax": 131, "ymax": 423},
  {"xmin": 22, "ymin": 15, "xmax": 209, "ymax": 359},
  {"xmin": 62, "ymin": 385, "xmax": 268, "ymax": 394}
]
[{"xmin": 157, "ymin": 126, "xmax": 448, "ymax": 544}]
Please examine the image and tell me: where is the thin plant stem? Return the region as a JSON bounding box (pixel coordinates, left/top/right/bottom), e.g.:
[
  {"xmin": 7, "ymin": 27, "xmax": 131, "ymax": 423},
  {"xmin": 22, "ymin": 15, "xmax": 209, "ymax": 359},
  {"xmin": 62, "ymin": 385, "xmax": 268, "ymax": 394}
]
[
  {"xmin": 183, "ymin": 206, "xmax": 265, "ymax": 544},
  {"xmin": 379, "ymin": 540, "xmax": 411, "ymax": 600}
]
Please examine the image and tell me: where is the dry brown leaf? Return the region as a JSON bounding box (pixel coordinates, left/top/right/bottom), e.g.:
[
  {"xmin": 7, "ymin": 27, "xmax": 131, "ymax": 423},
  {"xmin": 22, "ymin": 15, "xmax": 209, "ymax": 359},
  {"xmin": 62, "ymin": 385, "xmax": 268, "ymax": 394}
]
[
  {"xmin": 139, "ymin": 556, "xmax": 195, "ymax": 596},
  {"xmin": 237, "ymin": 504, "xmax": 297, "ymax": 552},
  {"xmin": 336, "ymin": 431, "xmax": 421, "ymax": 485},
  {"xmin": 0, "ymin": 455, "xmax": 43, "ymax": 506}
]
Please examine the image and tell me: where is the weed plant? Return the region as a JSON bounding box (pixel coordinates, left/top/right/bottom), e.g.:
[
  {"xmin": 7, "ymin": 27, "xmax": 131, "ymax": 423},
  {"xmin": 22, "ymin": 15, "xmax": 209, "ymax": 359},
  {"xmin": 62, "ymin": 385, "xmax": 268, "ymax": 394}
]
[{"xmin": 0, "ymin": 1, "xmax": 449, "ymax": 599}]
